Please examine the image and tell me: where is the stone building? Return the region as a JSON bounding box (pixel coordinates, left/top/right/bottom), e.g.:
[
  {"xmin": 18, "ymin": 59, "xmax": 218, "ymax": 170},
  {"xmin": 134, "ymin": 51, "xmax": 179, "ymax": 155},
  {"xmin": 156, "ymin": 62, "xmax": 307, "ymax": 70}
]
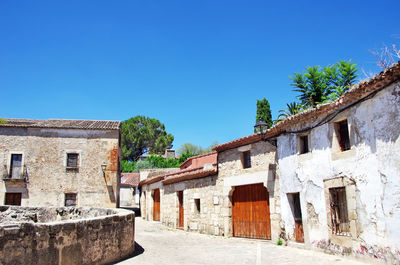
[
  {"xmin": 139, "ymin": 146, "xmax": 282, "ymax": 240},
  {"xmin": 0, "ymin": 118, "xmax": 121, "ymax": 208},
  {"xmin": 139, "ymin": 168, "xmax": 179, "ymax": 221},
  {"xmin": 214, "ymin": 138, "xmax": 281, "ymax": 241},
  {"xmin": 120, "ymin": 173, "xmax": 140, "ymax": 207},
  {"xmin": 139, "ymin": 153, "xmax": 222, "ymax": 233},
  {"xmin": 138, "ymin": 63, "xmax": 400, "ymax": 262},
  {"xmin": 273, "ymin": 62, "xmax": 400, "ymax": 263},
  {"xmin": 161, "ymin": 152, "xmax": 219, "ymax": 234}
]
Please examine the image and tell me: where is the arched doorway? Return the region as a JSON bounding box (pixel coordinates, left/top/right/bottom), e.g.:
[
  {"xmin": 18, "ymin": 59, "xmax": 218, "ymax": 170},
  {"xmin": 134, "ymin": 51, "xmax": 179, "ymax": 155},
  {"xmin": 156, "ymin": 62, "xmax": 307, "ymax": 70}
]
[{"xmin": 232, "ymin": 183, "xmax": 271, "ymax": 239}]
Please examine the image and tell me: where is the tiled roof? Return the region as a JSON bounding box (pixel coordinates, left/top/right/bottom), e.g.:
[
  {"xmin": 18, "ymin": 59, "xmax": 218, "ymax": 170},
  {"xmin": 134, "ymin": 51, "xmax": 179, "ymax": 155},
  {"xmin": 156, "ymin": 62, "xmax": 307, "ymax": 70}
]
[
  {"xmin": 179, "ymin": 151, "xmax": 217, "ymax": 169},
  {"xmin": 214, "ymin": 61, "xmax": 400, "ymax": 152},
  {"xmin": 162, "ymin": 164, "xmax": 217, "ymax": 185},
  {"xmin": 0, "ymin": 118, "xmax": 121, "ymax": 130},
  {"xmin": 121, "ymin": 173, "xmax": 140, "ymax": 186},
  {"xmin": 139, "ymin": 152, "xmax": 218, "ymax": 186},
  {"xmin": 139, "ymin": 176, "xmax": 164, "ymax": 186}
]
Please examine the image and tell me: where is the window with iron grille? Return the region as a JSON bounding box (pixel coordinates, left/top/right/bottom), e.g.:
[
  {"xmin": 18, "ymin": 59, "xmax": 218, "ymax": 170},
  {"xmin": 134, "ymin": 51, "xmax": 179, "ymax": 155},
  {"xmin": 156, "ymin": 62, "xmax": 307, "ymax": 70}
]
[
  {"xmin": 242, "ymin": 151, "xmax": 251, "ymax": 169},
  {"xmin": 10, "ymin": 154, "xmax": 23, "ymax": 179},
  {"xmin": 335, "ymin": 120, "xmax": 350, "ymax": 152},
  {"xmin": 67, "ymin": 153, "xmax": 79, "ymax": 168},
  {"xmin": 65, "ymin": 193, "xmax": 77, "ymax": 207},
  {"xmin": 329, "ymin": 187, "xmax": 350, "ymax": 235}
]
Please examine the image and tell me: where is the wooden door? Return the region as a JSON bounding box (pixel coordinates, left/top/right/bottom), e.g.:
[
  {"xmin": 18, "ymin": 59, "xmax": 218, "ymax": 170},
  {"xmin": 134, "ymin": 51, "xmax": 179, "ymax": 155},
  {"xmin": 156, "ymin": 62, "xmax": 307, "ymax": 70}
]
[
  {"xmin": 153, "ymin": 189, "xmax": 160, "ymax": 221},
  {"xmin": 5, "ymin": 193, "xmax": 22, "ymax": 206},
  {"xmin": 178, "ymin": 191, "xmax": 184, "ymax": 229},
  {"xmin": 291, "ymin": 193, "xmax": 304, "ymax": 243},
  {"xmin": 294, "ymin": 220, "xmax": 304, "ymax": 243},
  {"xmin": 232, "ymin": 183, "xmax": 271, "ymax": 239}
]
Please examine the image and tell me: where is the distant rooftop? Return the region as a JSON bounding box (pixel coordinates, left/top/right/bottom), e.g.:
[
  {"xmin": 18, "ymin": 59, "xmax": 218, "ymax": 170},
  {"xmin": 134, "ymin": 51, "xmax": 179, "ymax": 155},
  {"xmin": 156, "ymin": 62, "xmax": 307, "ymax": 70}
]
[{"xmin": 0, "ymin": 118, "xmax": 121, "ymax": 130}]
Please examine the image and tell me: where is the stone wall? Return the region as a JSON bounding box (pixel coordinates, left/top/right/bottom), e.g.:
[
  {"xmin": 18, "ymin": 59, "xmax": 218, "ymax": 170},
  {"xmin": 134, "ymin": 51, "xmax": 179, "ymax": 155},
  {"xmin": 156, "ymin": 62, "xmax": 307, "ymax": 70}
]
[
  {"xmin": 162, "ymin": 174, "xmax": 226, "ymax": 235},
  {"xmin": 0, "ymin": 127, "xmax": 120, "ymax": 208},
  {"xmin": 0, "ymin": 206, "xmax": 135, "ymax": 265},
  {"xmin": 217, "ymin": 141, "xmax": 282, "ymax": 241},
  {"xmin": 277, "ymin": 80, "xmax": 400, "ymax": 263}
]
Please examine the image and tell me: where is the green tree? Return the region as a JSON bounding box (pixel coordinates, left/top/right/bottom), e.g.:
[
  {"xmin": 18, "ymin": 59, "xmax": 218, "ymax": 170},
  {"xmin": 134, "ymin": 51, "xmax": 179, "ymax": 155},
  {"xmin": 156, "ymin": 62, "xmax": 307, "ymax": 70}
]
[
  {"xmin": 177, "ymin": 142, "xmax": 217, "ymax": 156},
  {"xmin": 254, "ymin": 98, "xmax": 272, "ymax": 133},
  {"xmin": 276, "ymin": 102, "xmax": 303, "ymax": 121},
  {"xmin": 177, "ymin": 143, "xmax": 202, "ymax": 156},
  {"xmin": 121, "ymin": 116, "xmax": 174, "ymax": 161},
  {"xmin": 291, "ymin": 60, "xmax": 358, "ymax": 108}
]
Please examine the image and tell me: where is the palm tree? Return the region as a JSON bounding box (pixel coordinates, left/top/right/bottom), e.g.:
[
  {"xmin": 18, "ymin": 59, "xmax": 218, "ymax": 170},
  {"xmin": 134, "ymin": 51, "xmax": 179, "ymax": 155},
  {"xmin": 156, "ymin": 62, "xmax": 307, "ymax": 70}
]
[
  {"xmin": 275, "ymin": 102, "xmax": 303, "ymax": 123},
  {"xmin": 290, "ymin": 60, "xmax": 359, "ymax": 108}
]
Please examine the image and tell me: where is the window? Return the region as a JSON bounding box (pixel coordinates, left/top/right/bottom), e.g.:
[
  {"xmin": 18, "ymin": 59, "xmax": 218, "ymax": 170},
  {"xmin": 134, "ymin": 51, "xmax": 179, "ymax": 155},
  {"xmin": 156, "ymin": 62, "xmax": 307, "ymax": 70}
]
[
  {"xmin": 194, "ymin": 199, "xmax": 201, "ymax": 214},
  {"xmin": 10, "ymin": 154, "xmax": 23, "ymax": 179},
  {"xmin": 67, "ymin": 153, "xmax": 79, "ymax": 168},
  {"xmin": 65, "ymin": 193, "xmax": 77, "ymax": 207},
  {"xmin": 329, "ymin": 187, "xmax": 350, "ymax": 235},
  {"xmin": 298, "ymin": 135, "xmax": 309, "ymax": 154},
  {"xmin": 242, "ymin": 151, "xmax": 251, "ymax": 169},
  {"xmin": 5, "ymin": 193, "xmax": 22, "ymax": 206},
  {"xmin": 335, "ymin": 120, "xmax": 350, "ymax": 152}
]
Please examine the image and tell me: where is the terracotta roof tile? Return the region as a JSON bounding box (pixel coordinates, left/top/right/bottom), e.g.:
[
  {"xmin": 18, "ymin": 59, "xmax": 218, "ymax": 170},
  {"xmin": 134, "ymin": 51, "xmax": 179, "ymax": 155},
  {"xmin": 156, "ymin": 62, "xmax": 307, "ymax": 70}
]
[
  {"xmin": 139, "ymin": 152, "xmax": 218, "ymax": 186},
  {"xmin": 162, "ymin": 164, "xmax": 217, "ymax": 185},
  {"xmin": 121, "ymin": 173, "xmax": 140, "ymax": 186},
  {"xmin": 0, "ymin": 118, "xmax": 121, "ymax": 130},
  {"xmin": 214, "ymin": 61, "xmax": 400, "ymax": 152},
  {"xmin": 179, "ymin": 152, "xmax": 217, "ymax": 169}
]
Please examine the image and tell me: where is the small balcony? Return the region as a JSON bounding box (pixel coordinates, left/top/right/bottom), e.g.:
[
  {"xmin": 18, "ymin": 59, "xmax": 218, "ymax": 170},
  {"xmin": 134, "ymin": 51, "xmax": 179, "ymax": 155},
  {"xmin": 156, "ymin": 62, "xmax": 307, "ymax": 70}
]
[{"xmin": 2, "ymin": 165, "xmax": 29, "ymax": 183}]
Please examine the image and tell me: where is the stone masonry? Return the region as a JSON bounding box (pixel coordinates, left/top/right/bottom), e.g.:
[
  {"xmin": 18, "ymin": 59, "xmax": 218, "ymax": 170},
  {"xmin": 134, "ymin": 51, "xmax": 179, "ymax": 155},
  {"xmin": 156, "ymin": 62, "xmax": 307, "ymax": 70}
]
[
  {"xmin": 0, "ymin": 206, "xmax": 135, "ymax": 265},
  {"xmin": 0, "ymin": 119, "xmax": 121, "ymax": 208}
]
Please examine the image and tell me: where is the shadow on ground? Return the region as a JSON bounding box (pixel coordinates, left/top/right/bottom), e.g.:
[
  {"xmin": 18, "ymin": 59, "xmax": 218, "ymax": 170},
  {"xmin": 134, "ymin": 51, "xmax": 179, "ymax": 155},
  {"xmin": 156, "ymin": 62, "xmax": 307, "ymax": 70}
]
[
  {"xmin": 121, "ymin": 207, "xmax": 141, "ymax": 217},
  {"xmin": 108, "ymin": 241, "xmax": 145, "ymax": 264}
]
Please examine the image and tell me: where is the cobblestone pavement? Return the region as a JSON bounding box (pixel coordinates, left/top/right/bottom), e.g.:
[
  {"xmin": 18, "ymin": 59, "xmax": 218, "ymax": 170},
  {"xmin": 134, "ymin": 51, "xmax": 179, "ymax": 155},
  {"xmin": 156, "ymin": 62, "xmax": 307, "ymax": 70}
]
[{"xmin": 117, "ymin": 217, "xmax": 368, "ymax": 265}]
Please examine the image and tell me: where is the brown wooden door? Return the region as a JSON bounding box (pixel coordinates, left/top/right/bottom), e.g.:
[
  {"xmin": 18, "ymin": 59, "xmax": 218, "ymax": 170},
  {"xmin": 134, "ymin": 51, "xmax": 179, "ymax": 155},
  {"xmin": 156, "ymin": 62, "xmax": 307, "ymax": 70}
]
[
  {"xmin": 178, "ymin": 191, "xmax": 184, "ymax": 228},
  {"xmin": 291, "ymin": 192, "xmax": 304, "ymax": 243},
  {"xmin": 294, "ymin": 220, "xmax": 304, "ymax": 243},
  {"xmin": 153, "ymin": 189, "xmax": 160, "ymax": 221},
  {"xmin": 232, "ymin": 183, "xmax": 271, "ymax": 239},
  {"xmin": 5, "ymin": 193, "xmax": 22, "ymax": 206}
]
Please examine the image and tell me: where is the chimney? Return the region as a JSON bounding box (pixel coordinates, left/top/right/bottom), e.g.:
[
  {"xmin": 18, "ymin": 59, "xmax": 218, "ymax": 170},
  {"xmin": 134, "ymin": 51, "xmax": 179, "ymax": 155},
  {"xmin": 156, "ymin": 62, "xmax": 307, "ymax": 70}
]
[{"xmin": 164, "ymin": 149, "xmax": 175, "ymax": 159}]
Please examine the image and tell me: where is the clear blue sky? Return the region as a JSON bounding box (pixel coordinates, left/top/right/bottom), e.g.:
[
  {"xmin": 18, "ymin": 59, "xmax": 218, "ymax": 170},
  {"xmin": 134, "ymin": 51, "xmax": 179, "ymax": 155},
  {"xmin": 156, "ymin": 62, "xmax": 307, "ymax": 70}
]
[{"xmin": 1, "ymin": 0, "xmax": 399, "ymax": 150}]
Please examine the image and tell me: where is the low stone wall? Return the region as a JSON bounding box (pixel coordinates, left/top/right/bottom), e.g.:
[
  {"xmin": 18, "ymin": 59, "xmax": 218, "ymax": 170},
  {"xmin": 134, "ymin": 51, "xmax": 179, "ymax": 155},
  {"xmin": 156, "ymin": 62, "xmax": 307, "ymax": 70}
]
[{"xmin": 0, "ymin": 206, "xmax": 135, "ymax": 265}]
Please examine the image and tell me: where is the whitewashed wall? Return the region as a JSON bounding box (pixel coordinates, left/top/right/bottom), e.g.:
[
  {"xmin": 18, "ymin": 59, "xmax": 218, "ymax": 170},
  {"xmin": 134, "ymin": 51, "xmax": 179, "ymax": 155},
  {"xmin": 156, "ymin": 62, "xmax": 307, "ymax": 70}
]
[{"xmin": 277, "ymin": 80, "xmax": 400, "ymax": 263}]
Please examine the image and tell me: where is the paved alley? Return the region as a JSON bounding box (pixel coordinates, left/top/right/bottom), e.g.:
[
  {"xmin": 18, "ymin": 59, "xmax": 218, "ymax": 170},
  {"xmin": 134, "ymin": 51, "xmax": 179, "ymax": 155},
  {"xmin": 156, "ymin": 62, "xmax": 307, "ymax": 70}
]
[{"xmin": 116, "ymin": 218, "xmax": 367, "ymax": 265}]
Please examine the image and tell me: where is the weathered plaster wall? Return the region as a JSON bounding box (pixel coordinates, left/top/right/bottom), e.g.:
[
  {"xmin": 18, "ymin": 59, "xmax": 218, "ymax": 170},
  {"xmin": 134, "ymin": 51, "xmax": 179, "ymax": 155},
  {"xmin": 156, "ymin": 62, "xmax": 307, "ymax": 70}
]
[
  {"xmin": 278, "ymin": 81, "xmax": 400, "ymax": 263},
  {"xmin": 162, "ymin": 174, "xmax": 226, "ymax": 236},
  {"xmin": 0, "ymin": 128, "xmax": 120, "ymax": 208},
  {"xmin": 0, "ymin": 206, "xmax": 135, "ymax": 265},
  {"xmin": 218, "ymin": 141, "xmax": 282, "ymax": 241},
  {"xmin": 120, "ymin": 186, "xmax": 135, "ymax": 207}
]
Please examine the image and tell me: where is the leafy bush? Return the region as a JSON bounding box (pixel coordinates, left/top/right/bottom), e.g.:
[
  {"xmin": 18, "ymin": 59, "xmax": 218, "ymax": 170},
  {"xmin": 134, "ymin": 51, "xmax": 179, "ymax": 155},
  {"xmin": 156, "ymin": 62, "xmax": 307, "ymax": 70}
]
[{"xmin": 120, "ymin": 152, "xmax": 196, "ymax": 173}]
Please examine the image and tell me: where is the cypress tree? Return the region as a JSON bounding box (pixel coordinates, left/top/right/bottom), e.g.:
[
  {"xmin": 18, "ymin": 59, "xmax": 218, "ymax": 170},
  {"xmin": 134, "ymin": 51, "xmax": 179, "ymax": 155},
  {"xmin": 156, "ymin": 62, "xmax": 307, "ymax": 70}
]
[{"xmin": 254, "ymin": 98, "xmax": 272, "ymax": 133}]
